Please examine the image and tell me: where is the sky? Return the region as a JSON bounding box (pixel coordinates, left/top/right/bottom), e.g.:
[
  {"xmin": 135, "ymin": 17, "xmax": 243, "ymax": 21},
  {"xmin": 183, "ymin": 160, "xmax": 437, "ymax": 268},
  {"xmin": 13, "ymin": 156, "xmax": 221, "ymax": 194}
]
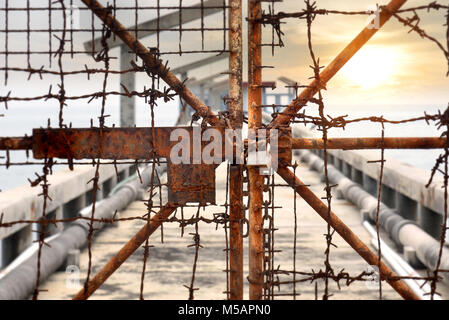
[
  {"xmin": 0, "ymin": 0, "xmax": 448, "ymax": 128},
  {"xmin": 259, "ymin": 0, "xmax": 449, "ymax": 108}
]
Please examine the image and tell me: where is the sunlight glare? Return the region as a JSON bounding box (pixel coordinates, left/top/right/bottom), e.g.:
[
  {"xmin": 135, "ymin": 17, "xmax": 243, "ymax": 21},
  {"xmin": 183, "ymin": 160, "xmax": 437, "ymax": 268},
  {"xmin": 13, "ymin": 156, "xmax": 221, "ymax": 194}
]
[{"xmin": 340, "ymin": 47, "xmax": 398, "ymax": 89}]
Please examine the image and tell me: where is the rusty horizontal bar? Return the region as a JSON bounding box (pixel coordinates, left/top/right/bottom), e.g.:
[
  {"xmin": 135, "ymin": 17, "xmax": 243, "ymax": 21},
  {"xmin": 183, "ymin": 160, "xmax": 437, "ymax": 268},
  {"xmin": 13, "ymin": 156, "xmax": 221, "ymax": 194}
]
[
  {"xmin": 2, "ymin": 133, "xmax": 446, "ymax": 155},
  {"xmin": 30, "ymin": 127, "xmax": 230, "ymax": 160},
  {"xmin": 73, "ymin": 204, "xmax": 177, "ymax": 300},
  {"xmin": 0, "ymin": 136, "xmax": 32, "ymax": 150},
  {"xmin": 0, "ymin": 128, "xmax": 240, "ymax": 162},
  {"xmin": 268, "ymin": 0, "xmax": 408, "ymax": 129},
  {"xmin": 81, "ymin": 0, "xmax": 222, "ymax": 127},
  {"xmin": 32, "ymin": 127, "xmax": 175, "ymax": 160},
  {"xmin": 276, "ymin": 164, "xmax": 419, "ymax": 300},
  {"xmin": 291, "ymin": 137, "xmax": 446, "ymax": 150}
]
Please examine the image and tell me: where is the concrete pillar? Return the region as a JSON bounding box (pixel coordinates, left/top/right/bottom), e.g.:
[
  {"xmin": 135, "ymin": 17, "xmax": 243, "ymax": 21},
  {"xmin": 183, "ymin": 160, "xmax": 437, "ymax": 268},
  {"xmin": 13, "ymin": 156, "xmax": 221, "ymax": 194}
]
[
  {"xmin": 275, "ymin": 94, "xmax": 281, "ymax": 106},
  {"xmin": 418, "ymin": 205, "xmax": 443, "ymax": 239},
  {"xmin": 66, "ymin": 249, "xmax": 80, "ymax": 268},
  {"xmin": 55, "ymin": 206, "xmax": 64, "ymax": 232},
  {"xmin": 1, "ymin": 225, "xmax": 33, "ymax": 268},
  {"xmin": 86, "ymin": 187, "xmax": 104, "ymax": 207},
  {"xmin": 396, "ymin": 193, "xmax": 418, "ymax": 221},
  {"xmin": 177, "ymin": 72, "xmax": 192, "ymax": 124},
  {"xmin": 363, "ymin": 174, "xmax": 378, "ymax": 197},
  {"xmin": 96, "ymin": 185, "xmax": 104, "ymax": 202},
  {"xmin": 199, "ymin": 84, "xmax": 205, "ymax": 103},
  {"xmin": 208, "ymin": 89, "xmax": 217, "ymax": 112},
  {"xmin": 289, "ymin": 89, "xmax": 295, "ymax": 102},
  {"xmin": 120, "ymin": 46, "xmax": 136, "ymax": 127},
  {"xmin": 215, "ymin": 89, "xmax": 223, "ymax": 111}
]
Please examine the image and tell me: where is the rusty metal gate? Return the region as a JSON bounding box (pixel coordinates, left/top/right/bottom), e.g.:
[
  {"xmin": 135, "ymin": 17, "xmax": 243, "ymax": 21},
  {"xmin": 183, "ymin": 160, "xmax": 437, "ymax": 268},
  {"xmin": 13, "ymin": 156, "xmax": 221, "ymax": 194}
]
[{"xmin": 1, "ymin": 0, "xmax": 449, "ymax": 300}]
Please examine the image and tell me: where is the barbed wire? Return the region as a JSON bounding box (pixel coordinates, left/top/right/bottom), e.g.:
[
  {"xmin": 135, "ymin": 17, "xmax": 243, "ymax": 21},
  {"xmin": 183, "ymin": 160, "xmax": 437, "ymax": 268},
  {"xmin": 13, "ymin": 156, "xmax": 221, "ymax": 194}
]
[{"xmin": 0, "ymin": 0, "xmax": 448, "ymax": 300}]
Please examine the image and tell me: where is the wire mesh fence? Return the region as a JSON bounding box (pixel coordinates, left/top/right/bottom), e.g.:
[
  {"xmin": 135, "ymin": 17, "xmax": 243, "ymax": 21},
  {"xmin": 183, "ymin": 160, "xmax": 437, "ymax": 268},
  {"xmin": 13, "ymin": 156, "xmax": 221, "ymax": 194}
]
[{"xmin": 0, "ymin": 0, "xmax": 448, "ymax": 300}]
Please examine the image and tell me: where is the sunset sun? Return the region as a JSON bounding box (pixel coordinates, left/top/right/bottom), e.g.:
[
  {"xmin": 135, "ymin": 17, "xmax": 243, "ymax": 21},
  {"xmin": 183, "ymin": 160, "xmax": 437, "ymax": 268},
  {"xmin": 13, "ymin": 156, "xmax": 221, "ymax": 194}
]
[{"xmin": 341, "ymin": 47, "xmax": 399, "ymax": 89}]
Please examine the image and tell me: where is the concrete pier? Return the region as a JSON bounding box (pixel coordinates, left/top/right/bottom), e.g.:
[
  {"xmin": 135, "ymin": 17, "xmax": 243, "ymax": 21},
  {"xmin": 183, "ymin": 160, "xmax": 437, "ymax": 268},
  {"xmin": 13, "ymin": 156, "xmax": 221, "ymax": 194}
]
[
  {"xmin": 0, "ymin": 164, "xmax": 131, "ymax": 268},
  {"xmin": 37, "ymin": 155, "xmax": 423, "ymax": 300}
]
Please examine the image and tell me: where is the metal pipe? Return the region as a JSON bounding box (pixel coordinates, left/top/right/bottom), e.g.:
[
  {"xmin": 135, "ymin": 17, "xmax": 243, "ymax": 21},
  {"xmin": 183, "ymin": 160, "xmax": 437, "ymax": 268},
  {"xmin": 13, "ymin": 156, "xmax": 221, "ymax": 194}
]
[
  {"xmin": 291, "ymin": 137, "xmax": 446, "ymax": 150},
  {"xmin": 275, "ymin": 164, "xmax": 419, "ymax": 300},
  {"xmin": 369, "ymin": 238, "xmax": 432, "ymax": 300},
  {"xmin": 247, "ymin": 0, "xmax": 264, "ymax": 300},
  {"xmin": 268, "ymin": 0, "xmax": 408, "ymax": 129},
  {"xmin": 80, "ymin": 0, "xmax": 222, "ymax": 127},
  {"xmin": 0, "ymin": 224, "xmax": 86, "ymax": 300},
  {"xmin": 0, "ymin": 137, "xmax": 32, "ymax": 150},
  {"xmin": 398, "ymin": 223, "xmax": 449, "ymax": 284},
  {"xmin": 300, "ymin": 149, "xmax": 449, "ymax": 286},
  {"xmin": 228, "ymin": 0, "xmax": 244, "ymax": 300},
  {"xmin": 3, "ymin": 135, "xmax": 446, "ymax": 153},
  {"xmin": 363, "ymin": 221, "xmax": 437, "ymax": 300},
  {"xmin": 0, "ymin": 233, "xmax": 61, "ymax": 281},
  {"xmin": 0, "ymin": 165, "xmax": 162, "ymax": 300}
]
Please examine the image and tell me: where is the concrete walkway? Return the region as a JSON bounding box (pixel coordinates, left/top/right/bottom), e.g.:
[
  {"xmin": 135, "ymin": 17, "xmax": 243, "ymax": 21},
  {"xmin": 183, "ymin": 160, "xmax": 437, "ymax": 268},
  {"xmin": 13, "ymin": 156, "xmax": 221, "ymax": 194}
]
[{"xmin": 39, "ymin": 155, "xmax": 432, "ymax": 300}]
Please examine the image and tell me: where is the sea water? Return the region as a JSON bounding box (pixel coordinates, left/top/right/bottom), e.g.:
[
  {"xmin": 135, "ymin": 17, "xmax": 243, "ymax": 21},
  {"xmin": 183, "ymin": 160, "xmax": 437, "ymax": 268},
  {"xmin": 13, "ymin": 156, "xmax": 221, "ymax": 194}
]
[{"xmin": 0, "ymin": 102, "xmax": 446, "ymax": 191}]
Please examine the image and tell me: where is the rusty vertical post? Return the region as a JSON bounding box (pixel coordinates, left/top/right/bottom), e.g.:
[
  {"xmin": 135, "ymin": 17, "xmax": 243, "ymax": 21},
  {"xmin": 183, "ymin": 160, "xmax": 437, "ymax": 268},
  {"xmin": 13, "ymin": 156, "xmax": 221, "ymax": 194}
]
[
  {"xmin": 248, "ymin": 0, "xmax": 263, "ymax": 300},
  {"xmin": 228, "ymin": 0, "xmax": 244, "ymax": 300}
]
